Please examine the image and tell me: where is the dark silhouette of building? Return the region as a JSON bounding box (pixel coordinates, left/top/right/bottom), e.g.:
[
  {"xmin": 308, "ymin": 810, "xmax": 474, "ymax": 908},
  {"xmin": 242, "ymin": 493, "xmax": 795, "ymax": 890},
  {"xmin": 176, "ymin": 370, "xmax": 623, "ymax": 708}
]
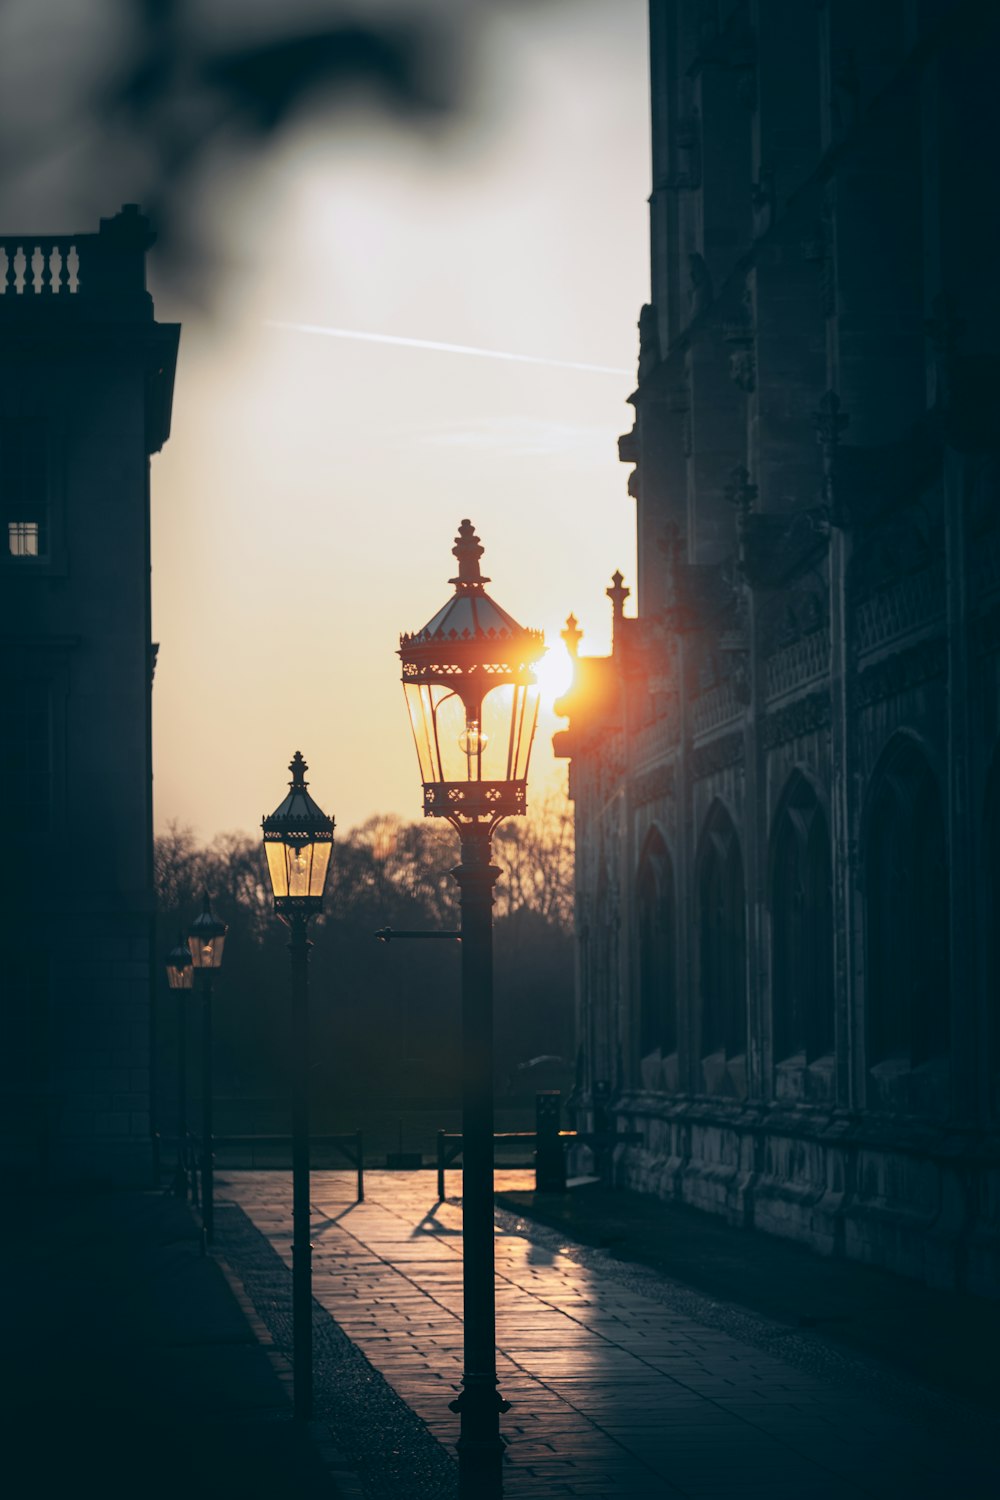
[
  {"xmin": 556, "ymin": 1, "xmax": 1000, "ymax": 1294},
  {"xmin": 0, "ymin": 207, "xmax": 178, "ymax": 1184}
]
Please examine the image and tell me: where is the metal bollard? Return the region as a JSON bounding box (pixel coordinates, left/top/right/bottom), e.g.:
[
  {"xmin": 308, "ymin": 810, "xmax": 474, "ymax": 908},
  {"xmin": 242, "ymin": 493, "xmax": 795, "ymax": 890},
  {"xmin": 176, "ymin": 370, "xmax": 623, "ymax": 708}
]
[{"xmin": 535, "ymin": 1091, "xmax": 566, "ymax": 1194}]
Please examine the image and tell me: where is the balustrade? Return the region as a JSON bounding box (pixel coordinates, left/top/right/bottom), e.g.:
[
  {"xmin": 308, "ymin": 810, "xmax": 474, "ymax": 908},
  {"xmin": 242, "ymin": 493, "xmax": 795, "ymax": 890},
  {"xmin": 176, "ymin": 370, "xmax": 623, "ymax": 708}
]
[
  {"xmin": 1, "ymin": 239, "xmax": 80, "ymax": 297},
  {"xmin": 0, "ymin": 206, "xmax": 154, "ymax": 319}
]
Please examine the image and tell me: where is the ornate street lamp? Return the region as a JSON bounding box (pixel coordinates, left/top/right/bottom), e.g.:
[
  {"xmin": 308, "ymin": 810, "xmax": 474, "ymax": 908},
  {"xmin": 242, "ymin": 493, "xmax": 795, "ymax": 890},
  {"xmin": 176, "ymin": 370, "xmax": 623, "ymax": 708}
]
[
  {"xmin": 399, "ymin": 519, "xmax": 543, "ymax": 1498},
  {"xmin": 262, "ymin": 750, "xmax": 334, "ymax": 1421},
  {"xmin": 186, "ymin": 893, "xmax": 227, "ymax": 1245},
  {"xmin": 164, "ymin": 936, "xmax": 193, "ymax": 1199}
]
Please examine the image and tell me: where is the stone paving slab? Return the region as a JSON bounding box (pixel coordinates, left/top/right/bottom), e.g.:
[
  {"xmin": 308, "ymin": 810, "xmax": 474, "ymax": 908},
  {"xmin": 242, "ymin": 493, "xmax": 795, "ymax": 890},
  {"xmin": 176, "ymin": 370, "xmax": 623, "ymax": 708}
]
[{"xmin": 219, "ymin": 1170, "xmax": 1000, "ymax": 1499}]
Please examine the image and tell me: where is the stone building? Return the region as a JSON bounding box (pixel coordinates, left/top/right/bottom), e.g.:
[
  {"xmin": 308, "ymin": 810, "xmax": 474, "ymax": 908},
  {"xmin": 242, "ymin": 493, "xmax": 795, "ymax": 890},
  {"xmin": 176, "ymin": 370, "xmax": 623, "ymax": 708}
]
[
  {"xmin": 0, "ymin": 207, "xmax": 178, "ymax": 1185},
  {"xmin": 555, "ymin": 1, "xmax": 1000, "ymax": 1294}
]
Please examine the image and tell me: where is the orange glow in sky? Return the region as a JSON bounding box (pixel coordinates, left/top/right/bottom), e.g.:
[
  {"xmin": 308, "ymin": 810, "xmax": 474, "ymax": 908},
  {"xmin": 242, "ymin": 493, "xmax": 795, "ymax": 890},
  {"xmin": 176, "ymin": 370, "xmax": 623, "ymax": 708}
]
[{"xmin": 148, "ymin": 1, "xmax": 647, "ymax": 839}]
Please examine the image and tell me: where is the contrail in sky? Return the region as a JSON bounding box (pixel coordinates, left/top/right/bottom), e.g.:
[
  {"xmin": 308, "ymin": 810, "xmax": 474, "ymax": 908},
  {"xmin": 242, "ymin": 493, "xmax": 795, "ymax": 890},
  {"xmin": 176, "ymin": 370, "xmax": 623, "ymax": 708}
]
[{"xmin": 264, "ymin": 319, "xmax": 631, "ymax": 376}]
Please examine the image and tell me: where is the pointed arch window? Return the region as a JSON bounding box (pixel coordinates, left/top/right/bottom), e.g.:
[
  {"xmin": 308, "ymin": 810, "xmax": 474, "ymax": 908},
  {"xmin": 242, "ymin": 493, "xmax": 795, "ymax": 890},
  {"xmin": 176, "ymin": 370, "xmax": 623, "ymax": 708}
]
[
  {"xmin": 771, "ymin": 775, "xmax": 834, "ymax": 1063},
  {"xmin": 866, "ymin": 739, "xmax": 949, "ymax": 1067},
  {"xmin": 637, "ymin": 830, "xmax": 677, "ymax": 1058},
  {"xmin": 697, "ymin": 804, "xmax": 746, "ymax": 1058}
]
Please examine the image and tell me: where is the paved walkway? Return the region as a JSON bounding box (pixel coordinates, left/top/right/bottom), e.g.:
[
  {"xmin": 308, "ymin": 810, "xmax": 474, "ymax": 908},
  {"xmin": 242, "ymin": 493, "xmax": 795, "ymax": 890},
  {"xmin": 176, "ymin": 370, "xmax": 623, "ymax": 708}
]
[{"xmin": 218, "ymin": 1170, "xmax": 1000, "ymax": 1499}]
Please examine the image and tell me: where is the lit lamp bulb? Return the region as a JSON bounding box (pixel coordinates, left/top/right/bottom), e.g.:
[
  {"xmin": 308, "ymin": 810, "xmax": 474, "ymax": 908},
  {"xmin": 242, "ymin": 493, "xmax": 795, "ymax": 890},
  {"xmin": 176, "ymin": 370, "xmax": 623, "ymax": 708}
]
[
  {"xmin": 459, "ymin": 720, "xmax": 487, "ymax": 769},
  {"xmin": 201, "ymin": 944, "xmax": 212, "ymax": 964}
]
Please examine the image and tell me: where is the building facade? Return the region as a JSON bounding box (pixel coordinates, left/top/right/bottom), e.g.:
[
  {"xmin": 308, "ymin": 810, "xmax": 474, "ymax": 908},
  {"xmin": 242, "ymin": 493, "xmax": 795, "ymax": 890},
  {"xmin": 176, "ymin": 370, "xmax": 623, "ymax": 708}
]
[
  {"xmin": 0, "ymin": 207, "xmax": 178, "ymax": 1185},
  {"xmin": 556, "ymin": 1, "xmax": 1000, "ymax": 1294}
]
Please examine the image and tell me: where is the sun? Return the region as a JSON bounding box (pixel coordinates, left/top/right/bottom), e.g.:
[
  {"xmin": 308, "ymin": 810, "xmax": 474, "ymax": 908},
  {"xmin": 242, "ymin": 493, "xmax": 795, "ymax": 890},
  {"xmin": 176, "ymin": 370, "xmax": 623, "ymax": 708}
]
[{"xmin": 533, "ymin": 638, "xmax": 575, "ymax": 712}]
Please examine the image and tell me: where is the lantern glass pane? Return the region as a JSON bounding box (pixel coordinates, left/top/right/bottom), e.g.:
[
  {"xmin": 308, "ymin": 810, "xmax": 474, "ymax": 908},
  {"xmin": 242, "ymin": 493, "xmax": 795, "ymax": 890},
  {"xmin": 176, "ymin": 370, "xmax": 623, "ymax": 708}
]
[
  {"xmin": 285, "ymin": 842, "xmax": 317, "ymax": 899},
  {"xmin": 480, "ymin": 680, "xmax": 540, "ymax": 782},
  {"xmin": 404, "ymin": 671, "xmax": 539, "ymax": 792},
  {"xmin": 308, "ymin": 839, "xmax": 333, "ymax": 900},
  {"xmin": 404, "ymin": 681, "xmax": 438, "ymax": 784},
  {"xmin": 188, "ymin": 932, "xmax": 226, "ymax": 969},
  {"xmin": 264, "ymin": 840, "xmax": 290, "ymax": 900},
  {"xmin": 406, "ymin": 682, "xmax": 474, "ymax": 783},
  {"xmin": 165, "ymin": 964, "xmax": 193, "ymax": 991}
]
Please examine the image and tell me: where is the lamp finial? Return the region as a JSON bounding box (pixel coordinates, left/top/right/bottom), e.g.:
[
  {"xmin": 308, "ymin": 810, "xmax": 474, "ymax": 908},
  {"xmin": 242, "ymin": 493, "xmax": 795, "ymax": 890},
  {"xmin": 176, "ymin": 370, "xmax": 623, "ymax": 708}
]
[
  {"xmin": 561, "ymin": 613, "xmax": 583, "ymax": 660},
  {"xmin": 607, "ymin": 570, "xmax": 630, "ymax": 621},
  {"xmin": 289, "ymin": 751, "xmax": 308, "ymax": 787},
  {"xmin": 450, "ymin": 519, "xmax": 491, "ymax": 592}
]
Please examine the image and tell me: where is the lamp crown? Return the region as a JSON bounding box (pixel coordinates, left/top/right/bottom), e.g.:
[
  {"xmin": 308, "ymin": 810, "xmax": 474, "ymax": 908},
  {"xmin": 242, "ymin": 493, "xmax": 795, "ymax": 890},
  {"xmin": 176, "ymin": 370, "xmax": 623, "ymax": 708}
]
[
  {"xmin": 289, "ymin": 750, "xmax": 308, "ymax": 788},
  {"xmin": 449, "ymin": 518, "xmax": 491, "ymax": 594}
]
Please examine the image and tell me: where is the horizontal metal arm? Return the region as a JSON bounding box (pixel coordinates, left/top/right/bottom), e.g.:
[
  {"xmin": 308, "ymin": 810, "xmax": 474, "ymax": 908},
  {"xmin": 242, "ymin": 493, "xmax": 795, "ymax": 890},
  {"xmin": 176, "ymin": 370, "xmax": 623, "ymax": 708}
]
[{"xmin": 374, "ymin": 926, "xmax": 461, "ymax": 943}]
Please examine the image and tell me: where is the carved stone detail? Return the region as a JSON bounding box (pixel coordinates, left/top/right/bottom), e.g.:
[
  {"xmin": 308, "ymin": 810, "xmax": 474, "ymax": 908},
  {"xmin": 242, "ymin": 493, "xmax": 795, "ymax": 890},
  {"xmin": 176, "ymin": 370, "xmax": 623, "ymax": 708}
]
[
  {"xmin": 729, "ymin": 347, "xmax": 756, "ymax": 392},
  {"xmin": 760, "ymin": 586, "xmax": 827, "ymax": 655},
  {"xmin": 852, "ymin": 637, "xmax": 948, "ymax": 709},
  {"xmin": 632, "ymin": 762, "xmax": 676, "ymax": 807},
  {"xmin": 663, "ymin": 118, "xmax": 701, "ymax": 191},
  {"xmin": 764, "ymin": 630, "xmax": 829, "ymax": 701},
  {"xmin": 691, "ymin": 731, "xmax": 745, "ymax": 780},
  {"xmin": 761, "ymin": 691, "xmax": 831, "ymax": 750},
  {"xmin": 854, "ymin": 567, "xmax": 945, "ymax": 654},
  {"xmin": 814, "ymin": 391, "xmax": 850, "ymax": 527},
  {"xmin": 738, "ymin": 510, "xmax": 828, "ymax": 590}
]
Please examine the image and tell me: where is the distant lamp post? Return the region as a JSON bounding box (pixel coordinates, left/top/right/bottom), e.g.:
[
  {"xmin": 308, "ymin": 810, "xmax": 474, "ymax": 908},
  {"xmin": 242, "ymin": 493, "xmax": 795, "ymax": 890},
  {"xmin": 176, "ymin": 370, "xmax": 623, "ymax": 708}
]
[
  {"xmin": 262, "ymin": 750, "xmax": 334, "ymax": 1421},
  {"xmin": 187, "ymin": 893, "xmax": 227, "ymax": 1245},
  {"xmin": 164, "ymin": 936, "xmax": 193, "ymax": 1199},
  {"xmin": 399, "ymin": 519, "xmax": 543, "ymax": 1498}
]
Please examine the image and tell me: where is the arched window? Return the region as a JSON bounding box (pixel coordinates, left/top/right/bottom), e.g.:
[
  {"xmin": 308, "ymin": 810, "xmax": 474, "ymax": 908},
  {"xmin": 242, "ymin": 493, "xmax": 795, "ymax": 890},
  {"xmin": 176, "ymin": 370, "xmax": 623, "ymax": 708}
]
[
  {"xmin": 636, "ymin": 830, "xmax": 677, "ymax": 1058},
  {"xmin": 771, "ymin": 774, "xmax": 834, "ymax": 1063},
  {"xmin": 866, "ymin": 739, "xmax": 949, "ymax": 1066},
  {"xmin": 697, "ymin": 803, "xmax": 746, "ymax": 1058}
]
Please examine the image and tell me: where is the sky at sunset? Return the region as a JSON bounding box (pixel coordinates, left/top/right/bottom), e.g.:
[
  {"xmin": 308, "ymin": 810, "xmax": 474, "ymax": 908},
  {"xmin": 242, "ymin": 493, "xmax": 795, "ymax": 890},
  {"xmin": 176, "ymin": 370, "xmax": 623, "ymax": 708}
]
[{"xmin": 4, "ymin": 0, "xmax": 650, "ymax": 840}]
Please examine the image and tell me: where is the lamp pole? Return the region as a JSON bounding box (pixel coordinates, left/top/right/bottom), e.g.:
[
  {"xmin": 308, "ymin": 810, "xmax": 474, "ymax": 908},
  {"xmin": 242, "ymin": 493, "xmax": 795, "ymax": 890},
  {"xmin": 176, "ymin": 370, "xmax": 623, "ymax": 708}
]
[
  {"xmin": 450, "ymin": 823, "xmax": 508, "ymax": 1494},
  {"xmin": 164, "ymin": 937, "xmax": 193, "ymax": 1198},
  {"xmin": 262, "ymin": 751, "xmax": 334, "ymax": 1422},
  {"xmin": 176, "ymin": 991, "xmax": 187, "ymax": 1194},
  {"xmin": 187, "ymin": 893, "xmax": 227, "ymax": 1246},
  {"xmin": 398, "ymin": 520, "xmax": 543, "ymax": 1499},
  {"xmin": 200, "ymin": 971, "xmax": 214, "ymax": 1239},
  {"xmin": 290, "ymin": 906, "xmax": 313, "ymax": 1419}
]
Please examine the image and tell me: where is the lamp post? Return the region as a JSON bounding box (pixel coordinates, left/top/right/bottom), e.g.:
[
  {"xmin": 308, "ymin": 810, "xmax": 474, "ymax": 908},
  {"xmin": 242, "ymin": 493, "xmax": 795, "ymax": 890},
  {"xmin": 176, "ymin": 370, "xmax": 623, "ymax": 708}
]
[
  {"xmin": 164, "ymin": 936, "xmax": 193, "ymax": 1198},
  {"xmin": 187, "ymin": 893, "xmax": 227, "ymax": 1244},
  {"xmin": 399, "ymin": 519, "xmax": 543, "ymax": 1498},
  {"xmin": 262, "ymin": 750, "xmax": 334, "ymax": 1421}
]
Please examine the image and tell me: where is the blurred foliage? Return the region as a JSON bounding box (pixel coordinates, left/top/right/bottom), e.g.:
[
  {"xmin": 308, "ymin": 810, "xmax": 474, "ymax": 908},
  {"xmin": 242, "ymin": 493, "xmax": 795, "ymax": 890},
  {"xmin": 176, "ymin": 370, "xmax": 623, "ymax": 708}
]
[
  {"xmin": 0, "ymin": 0, "xmax": 549, "ymax": 288},
  {"xmin": 153, "ymin": 799, "xmax": 574, "ymax": 1134}
]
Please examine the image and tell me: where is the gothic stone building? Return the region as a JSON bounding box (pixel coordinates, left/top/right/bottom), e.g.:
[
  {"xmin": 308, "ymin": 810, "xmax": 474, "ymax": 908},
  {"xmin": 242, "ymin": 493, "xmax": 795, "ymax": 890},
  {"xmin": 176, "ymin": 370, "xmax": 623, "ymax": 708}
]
[
  {"xmin": 555, "ymin": 1, "xmax": 1000, "ymax": 1295},
  {"xmin": 0, "ymin": 207, "xmax": 178, "ymax": 1185}
]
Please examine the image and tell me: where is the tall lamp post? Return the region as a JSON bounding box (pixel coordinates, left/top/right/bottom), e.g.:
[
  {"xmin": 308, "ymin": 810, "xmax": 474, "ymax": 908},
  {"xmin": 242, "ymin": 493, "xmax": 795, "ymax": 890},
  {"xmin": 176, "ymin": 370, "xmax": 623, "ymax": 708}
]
[
  {"xmin": 399, "ymin": 519, "xmax": 543, "ymax": 1498},
  {"xmin": 262, "ymin": 751, "xmax": 334, "ymax": 1421},
  {"xmin": 187, "ymin": 893, "xmax": 227, "ymax": 1245},
  {"xmin": 164, "ymin": 936, "xmax": 194, "ymax": 1198}
]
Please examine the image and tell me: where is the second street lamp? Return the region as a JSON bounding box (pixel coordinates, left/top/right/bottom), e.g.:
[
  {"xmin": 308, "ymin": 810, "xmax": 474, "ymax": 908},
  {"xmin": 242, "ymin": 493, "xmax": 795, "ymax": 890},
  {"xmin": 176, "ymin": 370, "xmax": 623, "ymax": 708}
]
[
  {"xmin": 262, "ymin": 750, "xmax": 334, "ymax": 1421},
  {"xmin": 399, "ymin": 519, "xmax": 544, "ymax": 1498},
  {"xmin": 187, "ymin": 893, "xmax": 227, "ymax": 1245},
  {"xmin": 164, "ymin": 936, "xmax": 193, "ymax": 1199}
]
